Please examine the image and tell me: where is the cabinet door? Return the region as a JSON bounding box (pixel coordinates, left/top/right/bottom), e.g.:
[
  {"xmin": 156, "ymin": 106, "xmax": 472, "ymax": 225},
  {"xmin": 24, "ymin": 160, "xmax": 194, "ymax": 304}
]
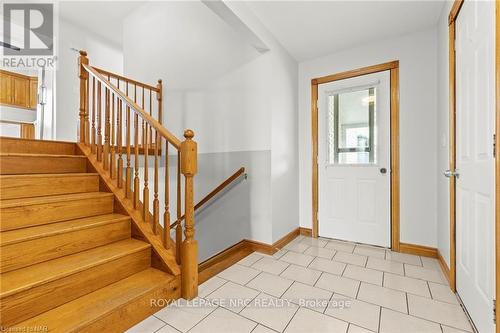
[
  {"xmin": 29, "ymin": 78, "xmax": 38, "ymax": 109},
  {"xmin": 0, "ymin": 73, "xmax": 13, "ymax": 105},
  {"xmin": 13, "ymin": 76, "xmax": 30, "ymax": 108}
]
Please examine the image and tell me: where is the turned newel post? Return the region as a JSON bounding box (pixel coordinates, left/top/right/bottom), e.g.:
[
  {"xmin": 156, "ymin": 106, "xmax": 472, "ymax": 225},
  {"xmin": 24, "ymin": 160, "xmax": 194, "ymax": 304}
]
[
  {"xmin": 78, "ymin": 50, "xmax": 89, "ymax": 144},
  {"xmin": 180, "ymin": 129, "xmax": 198, "ymax": 300}
]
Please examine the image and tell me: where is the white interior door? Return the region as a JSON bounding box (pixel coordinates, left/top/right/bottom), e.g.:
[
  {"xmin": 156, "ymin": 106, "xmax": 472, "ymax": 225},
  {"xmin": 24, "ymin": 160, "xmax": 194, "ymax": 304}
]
[
  {"xmin": 318, "ymin": 71, "xmax": 390, "ymax": 247},
  {"xmin": 455, "ymin": 1, "xmax": 495, "ymax": 332}
]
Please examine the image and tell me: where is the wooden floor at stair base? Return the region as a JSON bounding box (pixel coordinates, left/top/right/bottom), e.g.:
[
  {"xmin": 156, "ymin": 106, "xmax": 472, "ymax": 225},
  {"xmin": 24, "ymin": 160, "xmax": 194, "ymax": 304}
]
[
  {"xmin": 0, "ymin": 215, "xmax": 131, "ymax": 273},
  {"xmin": 9, "ymin": 269, "xmax": 180, "ymax": 333},
  {"xmin": 0, "ymin": 173, "xmax": 100, "ymax": 200},
  {"xmin": 1, "ymin": 241, "xmax": 151, "ymax": 326}
]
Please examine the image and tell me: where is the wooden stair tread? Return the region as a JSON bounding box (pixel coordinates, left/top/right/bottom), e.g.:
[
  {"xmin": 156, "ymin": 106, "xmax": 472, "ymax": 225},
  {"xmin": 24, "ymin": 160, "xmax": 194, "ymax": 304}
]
[
  {"xmin": 0, "ymin": 213, "xmax": 129, "ymax": 246},
  {"xmin": 0, "ymin": 173, "xmax": 98, "ymax": 179},
  {"xmin": 0, "ymin": 192, "xmax": 113, "ymax": 209},
  {"xmin": 0, "ymin": 153, "xmax": 85, "ymax": 158},
  {"xmin": 13, "ymin": 268, "xmax": 175, "ymax": 332},
  {"xmin": 0, "ymin": 239, "xmax": 150, "ymax": 298},
  {"xmin": 0, "ymin": 173, "xmax": 101, "ymax": 200},
  {"xmin": 0, "ymin": 137, "xmax": 76, "ymax": 155}
]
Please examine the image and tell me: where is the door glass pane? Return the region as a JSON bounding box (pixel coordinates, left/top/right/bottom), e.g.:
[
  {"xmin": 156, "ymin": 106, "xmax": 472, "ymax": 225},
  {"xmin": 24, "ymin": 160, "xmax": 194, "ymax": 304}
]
[{"xmin": 328, "ymin": 87, "xmax": 376, "ymax": 165}]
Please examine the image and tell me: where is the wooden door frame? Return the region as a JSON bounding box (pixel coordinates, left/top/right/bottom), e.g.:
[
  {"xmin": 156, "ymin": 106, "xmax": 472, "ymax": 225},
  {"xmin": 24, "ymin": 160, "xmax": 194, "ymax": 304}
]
[
  {"xmin": 449, "ymin": 1, "xmax": 499, "ymax": 329},
  {"xmin": 311, "ymin": 60, "xmax": 400, "ymax": 251}
]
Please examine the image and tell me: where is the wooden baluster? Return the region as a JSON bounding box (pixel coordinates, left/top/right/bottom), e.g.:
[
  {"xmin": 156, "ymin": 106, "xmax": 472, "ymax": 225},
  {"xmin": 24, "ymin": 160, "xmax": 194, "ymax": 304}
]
[
  {"xmin": 153, "ymin": 130, "xmax": 160, "ymax": 235},
  {"xmin": 110, "ymin": 93, "xmax": 116, "ymax": 178},
  {"xmin": 78, "ymin": 51, "xmax": 88, "ymax": 144},
  {"xmin": 180, "ymin": 129, "xmax": 198, "ymax": 300},
  {"xmin": 117, "ymin": 79, "xmax": 121, "ymax": 179},
  {"xmin": 149, "ymin": 90, "xmax": 153, "ymax": 150},
  {"xmin": 91, "ymin": 77, "xmax": 96, "ymax": 154},
  {"xmin": 97, "ymin": 81, "xmax": 102, "ymax": 161},
  {"xmin": 143, "ymin": 123, "xmax": 149, "ymax": 222},
  {"xmin": 163, "ymin": 140, "xmax": 170, "ymax": 249},
  {"xmin": 134, "ymin": 111, "xmax": 140, "ymax": 209},
  {"xmin": 125, "ymin": 83, "xmax": 132, "ymax": 198},
  {"xmin": 176, "ymin": 150, "xmax": 182, "ymax": 264},
  {"xmin": 85, "ymin": 71, "xmax": 90, "ymax": 145},
  {"xmin": 157, "ymin": 80, "xmax": 163, "ymax": 126},
  {"xmin": 126, "ymin": 102, "xmax": 132, "ymax": 198},
  {"xmin": 103, "ymin": 87, "xmax": 110, "ymax": 170},
  {"xmin": 117, "ymin": 99, "xmax": 124, "ymax": 188},
  {"xmin": 141, "ymin": 87, "xmax": 145, "ymax": 151}
]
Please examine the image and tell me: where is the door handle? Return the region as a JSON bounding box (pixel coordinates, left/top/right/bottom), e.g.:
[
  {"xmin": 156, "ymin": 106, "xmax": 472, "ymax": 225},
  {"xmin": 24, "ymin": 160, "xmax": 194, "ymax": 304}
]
[
  {"xmin": 380, "ymin": 168, "xmax": 387, "ymax": 174},
  {"xmin": 444, "ymin": 169, "xmax": 459, "ymax": 178}
]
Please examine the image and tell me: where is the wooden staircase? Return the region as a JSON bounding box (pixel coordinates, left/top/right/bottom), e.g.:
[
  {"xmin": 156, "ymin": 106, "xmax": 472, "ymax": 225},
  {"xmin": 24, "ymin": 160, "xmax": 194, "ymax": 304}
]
[{"xmin": 0, "ymin": 137, "xmax": 180, "ymax": 332}]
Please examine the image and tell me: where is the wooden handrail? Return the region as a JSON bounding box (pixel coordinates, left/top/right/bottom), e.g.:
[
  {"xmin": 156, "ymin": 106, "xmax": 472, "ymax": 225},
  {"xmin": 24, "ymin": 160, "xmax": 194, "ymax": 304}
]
[
  {"xmin": 79, "ymin": 50, "xmax": 199, "ymax": 300},
  {"xmin": 93, "ymin": 66, "xmax": 159, "ymax": 92},
  {"xmin": 171, "ymin": 167, "xmax": 246, "ymax": 229},
  {"xmin": 82, "ymin": 63, "xmax": 181, "ymax": 149}
]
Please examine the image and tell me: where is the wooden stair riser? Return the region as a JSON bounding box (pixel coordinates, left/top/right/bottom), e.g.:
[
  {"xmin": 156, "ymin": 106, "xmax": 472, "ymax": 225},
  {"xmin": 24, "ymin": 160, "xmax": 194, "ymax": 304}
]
[
  {"xmin": 0, "ymin": 155, "xmax": 87, "ymax": 175},
  {"xmin": 12, "ymin": 269, "xmax": 179, "ymax": 333},
  {"xmin": 0, "ymin": 174, "xmax": 100, "ymax": 200},
  {"xmin": 1, "ymin": 248, "xmax": 151, "ymax": 327},
  {"xmin": 0, "ymin": 194, "xmax": 114, "ymax": 231},
  {"xmin": 79, "ymin": 280, "xmax": 180, "ymax": 333},
  {"xmin": 0, "ymin": 137, "xmax": 76, "ymax": 155},
  {"xmin": 1, "ymin": 220, "xmax": 131, "ymax": 273}
]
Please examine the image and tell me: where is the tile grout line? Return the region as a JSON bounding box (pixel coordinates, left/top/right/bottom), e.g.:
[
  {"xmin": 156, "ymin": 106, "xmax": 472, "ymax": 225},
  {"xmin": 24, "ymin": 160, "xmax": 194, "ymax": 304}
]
[
  {"xmin": 354, "ymin": 280, "xmax": 362, "ymax": 299},
  {"xmin": 278, "ymin": 277, "xmax": 298, "ymax": 299},
  {"xmin": 377, "ymin": 305, "xmax": 382, "ymax": 333},
  {"xmin": 237, "ymin": 291, "xmax": 284, "ymax": 332},
  {"xmin": 183, "ymin": 304, "xmax": 221, "ymax": 333},
  {"xmin": 239, "ymin": 304, "xmax": 279, "ymax": 333},
  {"xmin": 405, "ymin": 292, "xmax": 410, "ymax": 315},
  {"xmin": 202, "ymin": 278, "xmax": 229, "ymax": 300},
  {"xmin": 153, "ymin": 323, "xmax": 181, "ymax": 333},
  {"xmin": 426, "ymin": 280, "xmax": 434, "ymax": 300},
  {"xmin": 280, "ymin": 304, "xmax": 301, "ymax": 333}
]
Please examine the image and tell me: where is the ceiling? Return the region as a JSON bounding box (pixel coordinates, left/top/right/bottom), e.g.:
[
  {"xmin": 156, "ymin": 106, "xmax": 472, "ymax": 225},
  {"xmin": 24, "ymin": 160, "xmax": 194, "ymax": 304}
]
[
  {"xmin": 59, "ymin": 1, "xmax": 144, "ymax": 46},
  {"xmin": 122, "ymin": 1, "xmax": 259, "ymax": 89},
  {"xmin": 246, "ymin": 1, "xmax": 446, "ymax": 61}
]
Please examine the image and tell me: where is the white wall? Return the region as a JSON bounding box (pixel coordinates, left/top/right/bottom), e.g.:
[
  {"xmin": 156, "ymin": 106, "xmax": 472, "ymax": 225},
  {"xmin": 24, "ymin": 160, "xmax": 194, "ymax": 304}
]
[
  {"xmin": 123, "ymin": 2, "xmax": 298, "ymax": 248},
  {"xmin": 298, "ymin": 28, "xmax": 439, "ymax": 247},
  {"xmin": 436, "ymin": 2, "xmax": 453, "ymax": 265},
  {"xmin": 56, "ymin": 18, "xmax": 123, "ymax": 142}
]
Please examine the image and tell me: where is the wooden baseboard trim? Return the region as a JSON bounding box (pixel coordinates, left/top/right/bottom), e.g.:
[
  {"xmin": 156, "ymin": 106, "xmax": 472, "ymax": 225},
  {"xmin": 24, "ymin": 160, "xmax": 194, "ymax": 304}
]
[
  {"xmin": 198, "ymin": 227, "xmax": 303, "ymax": 284},
  {"xmin": 299, "ymin": 227, "xmax": 312, "ymax": 237},
  {"xmin": 244, "ymin": 239, "xmax": 275, "ymax": 255},
  {"xmin": 437, "ymin": 250, "xmax": 451, "ymax": 285},
  {"xmin": 273, "ymin": 228, "xmax": 301, "ymax": 249},
  {"xmin": 198, "ymin": 240, "xmax": 253, "ymax": 284},
  {"xmin": 399, "ymin": 242, "xmax": 438, "ymax": 258}
]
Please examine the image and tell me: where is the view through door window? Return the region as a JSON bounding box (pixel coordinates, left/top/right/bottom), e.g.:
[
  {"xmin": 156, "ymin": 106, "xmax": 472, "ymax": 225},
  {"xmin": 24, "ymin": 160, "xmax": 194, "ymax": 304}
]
[{"xmin": 327, "ymin": 87, "xmax": 377, "ymax": 164}]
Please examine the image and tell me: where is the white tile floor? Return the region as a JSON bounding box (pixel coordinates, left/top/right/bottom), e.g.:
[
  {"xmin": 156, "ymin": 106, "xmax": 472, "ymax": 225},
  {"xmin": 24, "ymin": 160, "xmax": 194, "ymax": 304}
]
[{"xmin": 127, "ymin": 236, "xmax": 474, "ymax": 333}]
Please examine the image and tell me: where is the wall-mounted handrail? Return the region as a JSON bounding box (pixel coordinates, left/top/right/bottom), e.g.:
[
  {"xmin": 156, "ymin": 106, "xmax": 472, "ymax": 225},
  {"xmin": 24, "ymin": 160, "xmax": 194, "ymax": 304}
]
[
  {"xmin": 82, "ymin": 63, "xmax": 181, "ymax": 148},
  {"xmin": 171, "ymin": 167, "xmax": 246, "ymax": 229}
]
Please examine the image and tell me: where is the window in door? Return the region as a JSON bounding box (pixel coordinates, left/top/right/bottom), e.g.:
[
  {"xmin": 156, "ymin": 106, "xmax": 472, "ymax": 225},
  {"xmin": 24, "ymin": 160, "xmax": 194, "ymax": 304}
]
[{"xmin": 327, "ymin": 87, "xmax": 377, "ymax": 165}]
